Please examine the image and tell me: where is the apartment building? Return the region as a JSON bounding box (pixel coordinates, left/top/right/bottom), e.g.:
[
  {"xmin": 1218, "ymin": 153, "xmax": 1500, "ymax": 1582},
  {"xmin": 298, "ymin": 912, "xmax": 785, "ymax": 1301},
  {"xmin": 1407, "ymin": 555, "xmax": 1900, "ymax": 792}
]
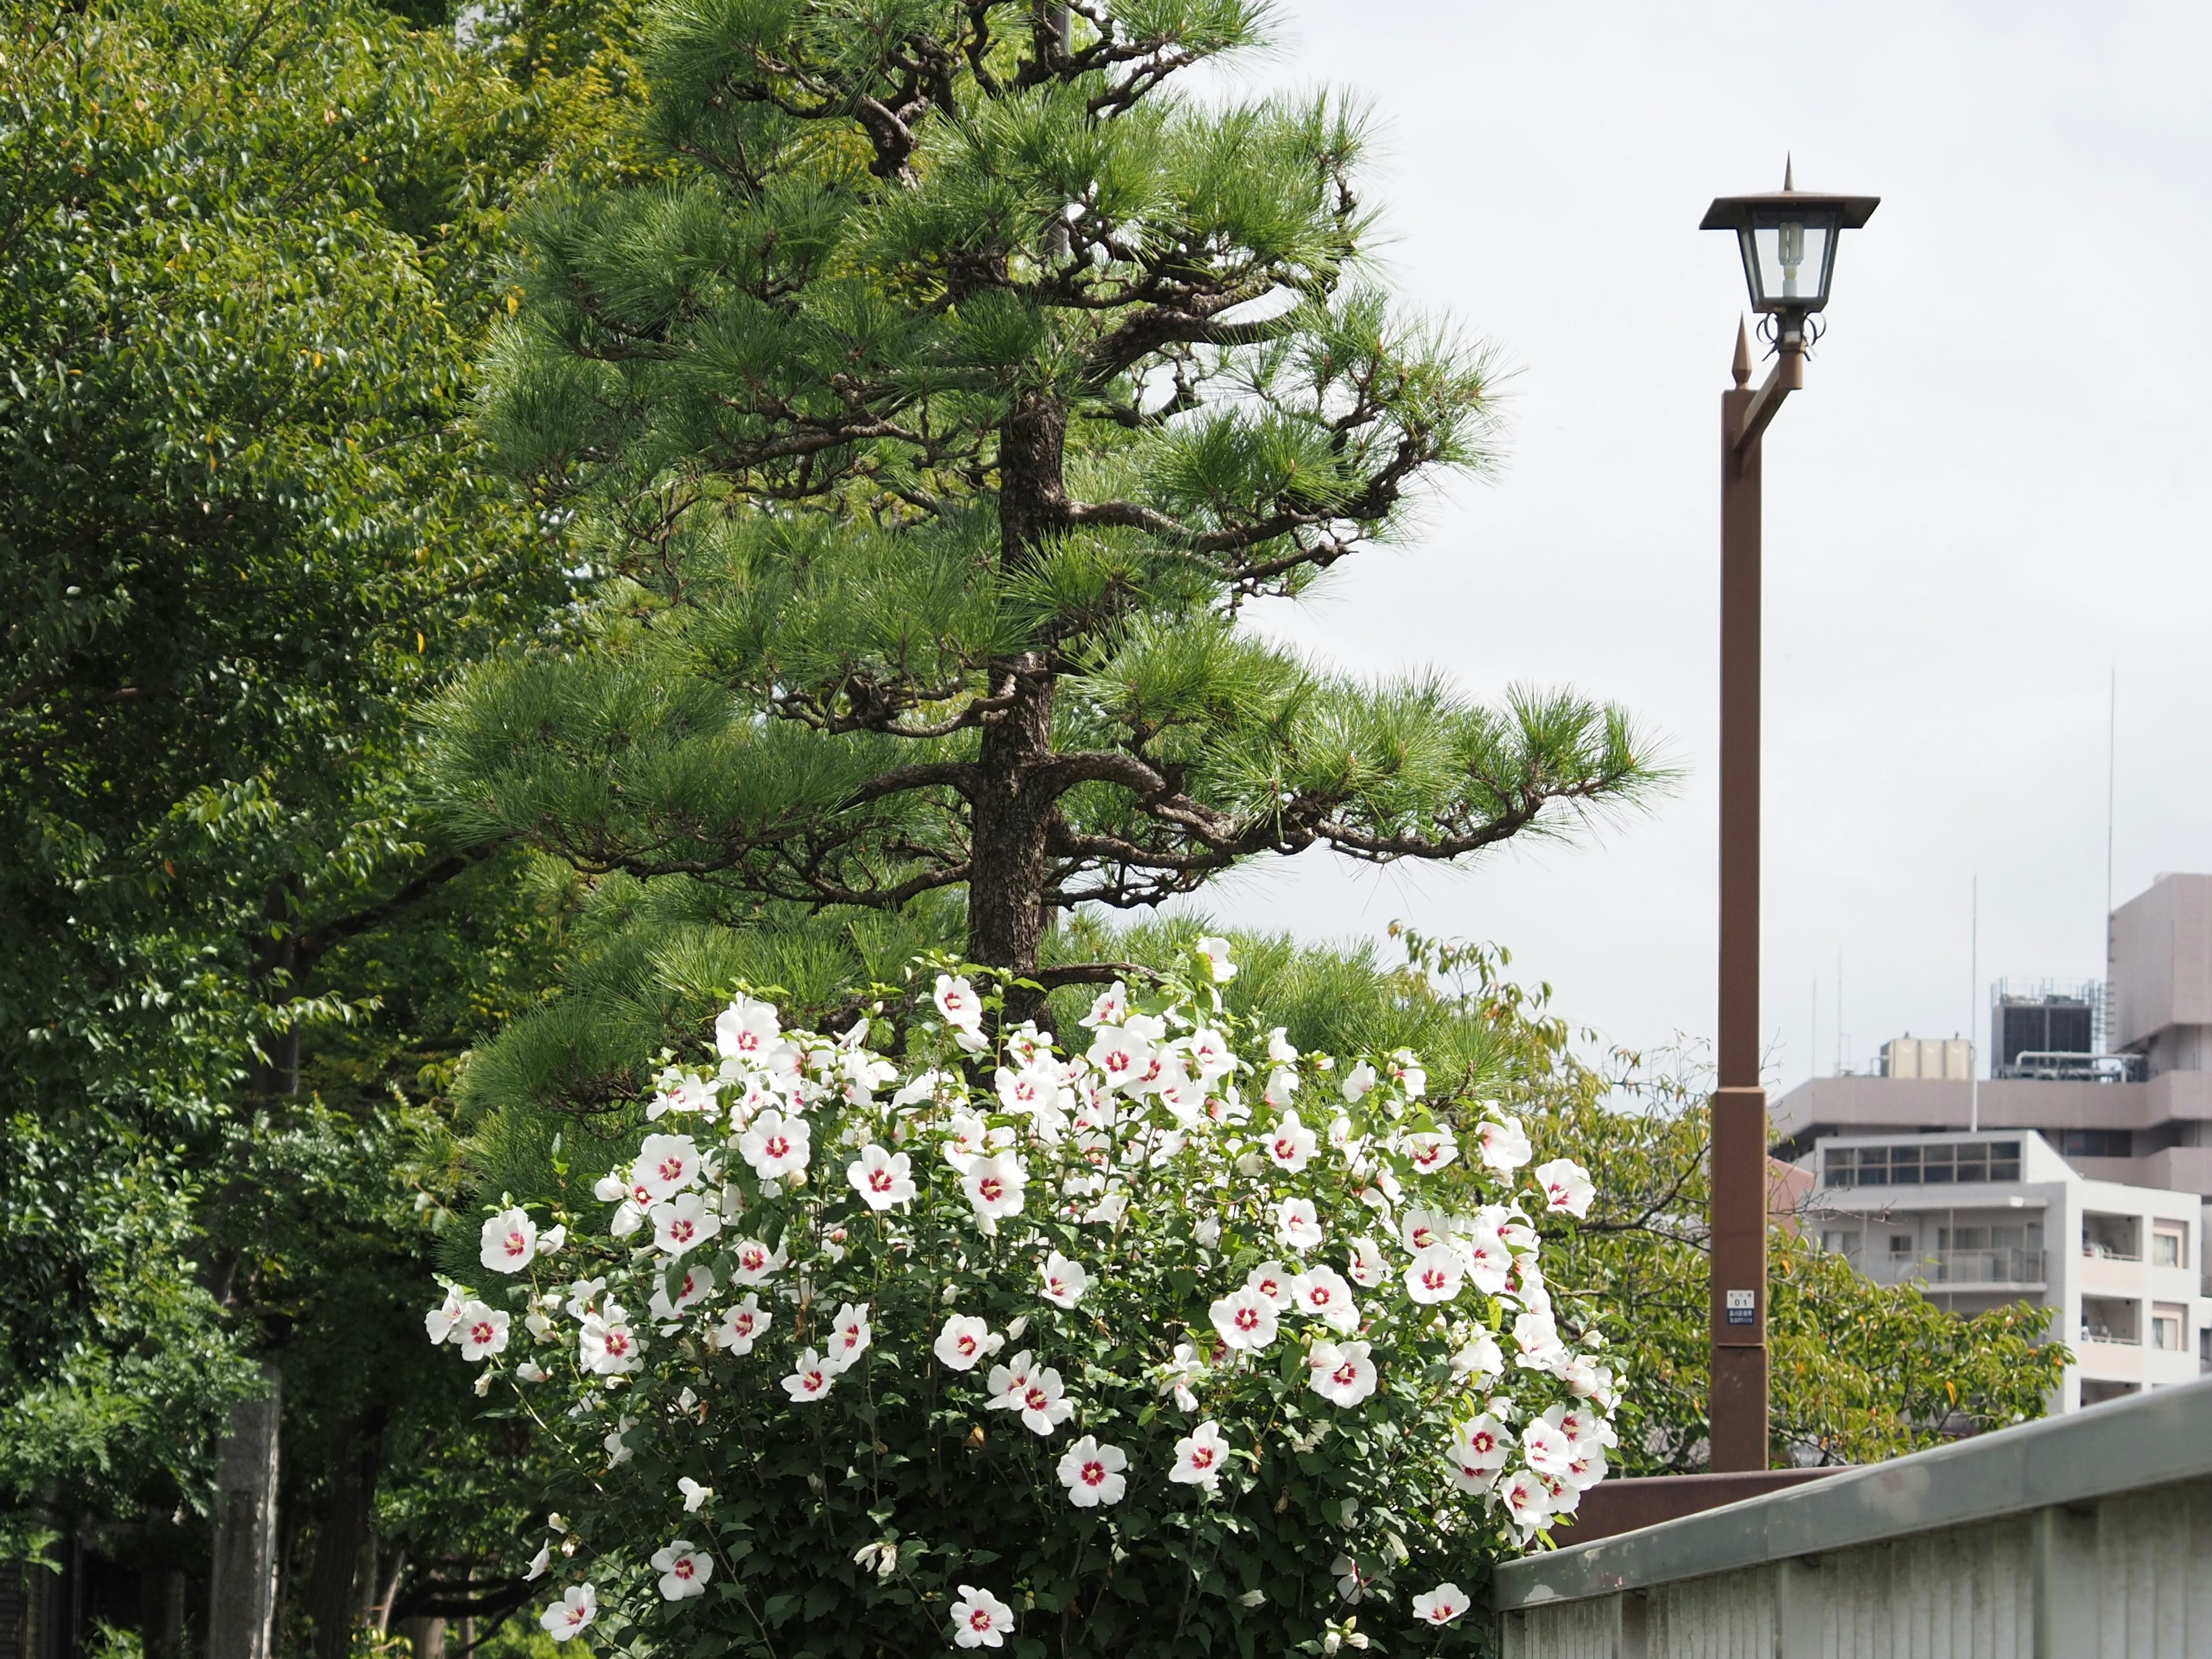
[{"xmin": 1798, "ymin": 1128, "xmax": 2210, "ymax": 1408}]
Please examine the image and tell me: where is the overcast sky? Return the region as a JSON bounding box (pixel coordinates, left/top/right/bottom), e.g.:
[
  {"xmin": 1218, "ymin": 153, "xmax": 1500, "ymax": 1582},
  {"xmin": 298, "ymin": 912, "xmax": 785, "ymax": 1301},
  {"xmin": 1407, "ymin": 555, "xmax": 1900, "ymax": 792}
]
[{"xmin": 1177, "ymin": 1, "xmax": 2212, "ymax": 1090}]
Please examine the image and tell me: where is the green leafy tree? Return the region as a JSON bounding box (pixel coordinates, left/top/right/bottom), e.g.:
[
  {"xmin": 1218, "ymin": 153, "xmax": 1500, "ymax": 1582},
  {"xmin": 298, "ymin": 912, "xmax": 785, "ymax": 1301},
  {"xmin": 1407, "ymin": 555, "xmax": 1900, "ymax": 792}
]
[{"xmin": 427, "ymin": 0, "xmax": 1654, "ymax": 1006}]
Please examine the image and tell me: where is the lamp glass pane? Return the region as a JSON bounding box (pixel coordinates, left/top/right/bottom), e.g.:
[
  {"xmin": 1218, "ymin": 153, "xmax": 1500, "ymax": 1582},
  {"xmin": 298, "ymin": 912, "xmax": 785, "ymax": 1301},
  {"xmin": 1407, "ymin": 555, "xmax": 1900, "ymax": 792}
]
[{"xmin": 1747, "ymin": 219, "xmax": 1831, "ymax": 308}]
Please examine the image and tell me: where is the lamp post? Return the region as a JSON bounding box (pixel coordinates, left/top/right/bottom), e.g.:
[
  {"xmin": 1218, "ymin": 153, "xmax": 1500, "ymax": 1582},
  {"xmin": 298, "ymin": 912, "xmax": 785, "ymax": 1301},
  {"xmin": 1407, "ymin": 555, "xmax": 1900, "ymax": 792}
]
[{"xmin": 1699, "ymin": 164, "xmax": 1877, "ymax": 1472}]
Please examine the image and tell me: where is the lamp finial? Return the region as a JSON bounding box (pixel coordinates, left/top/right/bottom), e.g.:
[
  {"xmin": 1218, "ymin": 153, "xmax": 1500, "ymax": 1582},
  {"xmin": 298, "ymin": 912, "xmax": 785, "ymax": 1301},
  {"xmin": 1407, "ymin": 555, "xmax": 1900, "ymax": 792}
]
[
  {"xmin": 1782, "ymin": 154, "xmax": 1795, "ymax": 192},
  {"xmin": 1732, "ymin": 319, "xmax": 1752, "ymax": 388}
]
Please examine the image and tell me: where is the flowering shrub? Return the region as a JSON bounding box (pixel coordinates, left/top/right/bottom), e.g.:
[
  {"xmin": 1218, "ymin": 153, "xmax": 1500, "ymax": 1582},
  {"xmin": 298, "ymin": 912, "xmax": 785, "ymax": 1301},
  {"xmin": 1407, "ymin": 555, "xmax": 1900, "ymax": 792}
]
[{"xmin": 427, "ymin": 944, "xmax": 1616, "ymax": 1657}]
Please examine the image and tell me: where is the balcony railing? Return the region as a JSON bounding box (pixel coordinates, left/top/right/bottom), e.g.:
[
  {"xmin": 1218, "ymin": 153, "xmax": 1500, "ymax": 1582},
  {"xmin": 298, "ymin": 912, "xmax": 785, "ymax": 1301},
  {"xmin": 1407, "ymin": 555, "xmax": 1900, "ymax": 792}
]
[
  {"xmin": 1886, "ymin": 1248, "xmax": 2046, "ymax": 1285},
  {"xmin": 2082, "ymin": 1241, "xmax": 2142, "ymax": 1262}
]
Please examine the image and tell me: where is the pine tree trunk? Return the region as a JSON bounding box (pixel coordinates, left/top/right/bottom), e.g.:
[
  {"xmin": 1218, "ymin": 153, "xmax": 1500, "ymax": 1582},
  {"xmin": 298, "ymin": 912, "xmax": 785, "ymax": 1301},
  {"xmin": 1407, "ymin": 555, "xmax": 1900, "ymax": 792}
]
[
  {"xmin": 207, "ymin": 1367, "xmax": 282, "ymax": 1659},
  {"xmin": 969, "ymin": 393, "xmax": 1069, "ymax": 1001},
  {"xmin": 305, "ymin": 1418, "xmax": 383, "ymax": 1659}
]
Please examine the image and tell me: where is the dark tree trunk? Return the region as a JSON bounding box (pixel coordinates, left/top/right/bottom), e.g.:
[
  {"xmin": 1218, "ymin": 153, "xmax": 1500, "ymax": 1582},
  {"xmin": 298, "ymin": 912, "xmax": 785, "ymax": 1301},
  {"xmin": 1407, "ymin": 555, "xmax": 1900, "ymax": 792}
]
[
  {"xmin": 304, "ymin": 1418, "xmax": 383, "ymax": 1659},
  {"xmin": 970, "ymin": 392, "xmax": 1071, "ymax": 1013}
]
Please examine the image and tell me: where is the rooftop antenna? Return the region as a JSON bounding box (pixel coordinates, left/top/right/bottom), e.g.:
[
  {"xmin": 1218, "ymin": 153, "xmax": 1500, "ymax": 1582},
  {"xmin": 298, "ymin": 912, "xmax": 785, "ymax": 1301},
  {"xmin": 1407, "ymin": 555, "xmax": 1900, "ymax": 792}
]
[{"xmin": 1969, "ymin": 876, "xmax": 1980, "ymax": 1134}]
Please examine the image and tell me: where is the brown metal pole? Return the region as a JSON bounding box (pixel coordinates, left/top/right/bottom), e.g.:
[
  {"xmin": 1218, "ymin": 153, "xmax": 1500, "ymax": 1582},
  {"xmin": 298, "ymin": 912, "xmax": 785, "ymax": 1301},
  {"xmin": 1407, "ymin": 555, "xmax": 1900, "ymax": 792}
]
[{"xmin": 1711, "ymin": 321, "xmax": 1770, "ymax": 1472}]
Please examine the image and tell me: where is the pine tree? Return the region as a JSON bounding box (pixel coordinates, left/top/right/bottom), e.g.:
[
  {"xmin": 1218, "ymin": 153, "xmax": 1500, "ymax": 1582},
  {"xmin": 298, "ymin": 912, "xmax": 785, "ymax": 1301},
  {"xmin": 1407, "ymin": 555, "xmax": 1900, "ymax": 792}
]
[{"xmin": 433, "ymin": 0, "xmax": 1653, "ymax": 995}]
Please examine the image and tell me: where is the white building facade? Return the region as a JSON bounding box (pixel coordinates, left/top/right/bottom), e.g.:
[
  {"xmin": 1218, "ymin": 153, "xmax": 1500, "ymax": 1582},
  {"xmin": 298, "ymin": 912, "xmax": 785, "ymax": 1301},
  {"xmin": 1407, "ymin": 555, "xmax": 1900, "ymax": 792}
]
[{"xmin": 1799, "ymin": 1128, "xmax": 2210, "ymax": 1408}]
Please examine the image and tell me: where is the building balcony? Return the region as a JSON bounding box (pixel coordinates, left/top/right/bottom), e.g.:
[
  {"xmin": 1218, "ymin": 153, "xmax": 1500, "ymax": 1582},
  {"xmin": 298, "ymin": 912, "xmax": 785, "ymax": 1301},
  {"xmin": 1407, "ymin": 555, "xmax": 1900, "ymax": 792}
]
[{"xmin": 1885, "ymin": 1248, "xmax": 2046, "ymax": 1287}]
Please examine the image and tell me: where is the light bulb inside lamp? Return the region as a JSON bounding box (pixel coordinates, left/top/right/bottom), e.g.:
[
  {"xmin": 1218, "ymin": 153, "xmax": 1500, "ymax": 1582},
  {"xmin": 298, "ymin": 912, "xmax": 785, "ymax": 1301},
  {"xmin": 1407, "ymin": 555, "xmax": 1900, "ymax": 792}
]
[{"xmin": 1777, "ymin": 220, "xmax": 1804, "ymax": 300}]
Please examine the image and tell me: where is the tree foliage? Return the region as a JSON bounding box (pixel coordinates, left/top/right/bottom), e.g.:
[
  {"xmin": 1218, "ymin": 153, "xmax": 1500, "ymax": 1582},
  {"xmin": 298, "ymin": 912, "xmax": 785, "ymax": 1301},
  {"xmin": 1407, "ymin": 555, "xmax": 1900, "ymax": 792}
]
[{"xmin": 426, "ymin": 0, "xmax": 1656, "ymax": 986}]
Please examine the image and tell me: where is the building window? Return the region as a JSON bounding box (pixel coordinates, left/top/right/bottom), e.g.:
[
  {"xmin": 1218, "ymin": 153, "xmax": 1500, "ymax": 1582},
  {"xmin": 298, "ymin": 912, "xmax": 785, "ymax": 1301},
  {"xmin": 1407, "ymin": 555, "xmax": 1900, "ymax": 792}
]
[
  {"xmin": 2150, "ymin": 1304, "xmax": 2186, "ymax": 1351},
  {"xmin": 1888, "ymin": 1233, "xmax": 1915, "ymax": 1256},
  {"xmin": 2080, "ymin": 1296, "xmax": 2141, "ymax": 1344},
  {"xmin": 2082, "ymin": 1214, "xmax": 2142, "ymax": 1260},
  {"xmin": 2059, "ymin": 1129, "xmax": 2131, "ymax": 1159},
  {"xmin": 2151, "ymin": 1223, "xmax": 2186, "ymax": 1269},
  {"xmin": 1821, "ymin": 1140, "xmax": 2020, "ymax": 1188},
  {"xmin": 2080, "ymin": 1378, "xmax": 2141, "ymax": 1406},
  {"xmin": 1820, "ymin": 1229, "xmax": 1861, "ymax": 1259}
]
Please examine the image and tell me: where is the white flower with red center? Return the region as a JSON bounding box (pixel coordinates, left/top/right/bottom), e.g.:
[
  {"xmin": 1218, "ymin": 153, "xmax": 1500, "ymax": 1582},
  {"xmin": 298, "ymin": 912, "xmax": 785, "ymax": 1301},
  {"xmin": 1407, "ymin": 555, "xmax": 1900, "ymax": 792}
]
[
  {"xmin": 711, "ymin": 1294, "xmax": 769, "ymax": 1354},
  {"xmin": 727, "ymin": 1237, "xmax": 785, "ymax": 1285},
  {"xmin": 1532, "ymin": 1157, "xmax": 1596, "ymax": 1218},
  {"xmin": 1404, "ymin": 1130, "xmax": 1457, "ymax": 1174},
  {"xmin": 1519, "ymin": 1414, "xmax": 1574, "ymax": 1476},
  {"xmin": 1477, "ymin": 1115, "xmax": 1532, "ymax": 1175},
  {"xmin": 631, "ymin": 1133, "xmax": 702, "ymax": 1200},
  {"xmin": 1263, "ymin": 1109, "xmax": 1316, "ymax": 1172},
  {"xmin": 933, "ymin": 974, "xmax": 983, "ymax": 1033},
  {"xmin": 738, "ymin": 1109, "xmax": 809, "ymax": 1180},
  {"xmin": 539, "ymin": 1584, "xmax": 597, "ymax": 1639},
  {"xmin": 425, "ymin": 1286, "xmax": 465, "ymax": 1345},
  {"xmin": 1001, "ymin": 1364, "xmax": 1072, "ymax": 1435},
  {"xmin": 846, "ymin": 1143, "xmax": 915, "ymax": 1211},
  {"xmin": 1563, "ymin": 1436, "xmax": 1609, "ymax": 1488},
  {"xmin": 781, "ymin": 1348, "xmax": 836, "ymax": 1402},
  {"xmin": 1209, "ymin": 1286, "xmax": 1279, "ymax": 1352},
  {"xmin": 479, "ymin": 1207, "xmax": 539, "ymax": 1274},
  {"xmin": 1404, "ymin": 1244, "xmax": 1463, "ymax": 1305},
  {"xmin": 1157, "ymin": 1342, "xmax": 1207, "ymax": 1412},
  {"xmin": 825, "ymin": 1301, "xmax": 872, "ymax": 1370},
  {"xmin": 1055, "ymin": 1434, "xmax": 1128, "ymax": 1506},
  {"xmin": 1462, "ymin": 1220, "xmax": 1512, "ymax": 1294},
  {"xmin": 457, "ymin": 1301, "xmax": 509, "ymax": 1361},
  {"xmin": 1331, "ymin": 1554, "xmax": 1372, "ymax": 1604},
  {"xmin": 961, "ymin": 1151, "xmax": 1028, "ymax": 1221},
  {"xmin": 715, "ymin": 995, "xmax": 781, "ymax": 1062},
  {"xmin": 1275, "ymin": 1197, "xmax": 1324, "ymax": 1254},
  {"xmin": 578, "ymin": 1309, "xmax": 641, "ymax": 1374},
  {"xmin": 1039, "ymin": 1251, "xmax": 1089, "ymax": 1308},
  {"xmin": 1340, "ymin": 1061, "xmax": 1376, "ymax": 1103},
  {"xmin": 1513, "ymin": 1309, "xmax": 1568, "ymax": 1373},
  {"xmin": 1170, "ymin": 1419, "xmax": 1230, "ymax": 1488},
  {"xmin": 646, "ymin": 1069, "xmax": 718, "ymax": 1122},
  {"xmin": 949, "ymin": 1585, "xmax": 1014, "ymax": 1649},
  {"xmin": 1400, "ymin": 1209, "xmax": 1448, "ymax": 1253},
  {"xmin": 1184, "ymin": 1027, "xmax": 1234, "ymax": 1080},
  {"xmin": 1552, "ymin": 1400, "xmax": 1615, "ymax": 1448},
  {"xmin": 1194, "ymin": 935, "xmax": 1238, "ymax": 982},
  {"xmin": 994, "ymin": 1065, "xmax": 1054, "ymax": 1114},
  {"xmin": 648, "ymin": 1263, "xmax": 715, "ymax": 1320},
  {"xmin": 939, "ymin": 1111, "xmax": 993, "ymax": 1170},
  {"xmin": 1387, "ymin": 1052, "xmax": 1427, "ymax": 1098},
  {"xmin": 1501, "ymin": 1467, "xmax": 1553, "ymax": 1532},
  {"xmin": 1450, "ymin": 1331, "xmax": 1505, "ymax": 1382},
  {"xmin": 1086, "ymin": 1025, "xmax": 1152, "ymax": 1091},
  {"xmin": 1411, "ymin": 1584, "xmax": 1468, "ymax": 1626},
  {"xmin": 1345, "ymin": 1237, "xmax": 1389, "ymax": 1289},
  {"xmin": 1244, "ymin": 1260, "xmax": 1294, "ymax": 1309},
  {"xmin": 984, "ymin": 1349, "xmax": 1037, "ymax": 1406},
  {"xmin": 649, "ymin": 1191, "xmax": 721, "ymax": 1257},
  {"xmin": 1080, "ymin": 981, "xmax": 1129, "ymax": 1029},
  {"xmin": 934, "ymin": 1313, "xmax": 1002, "ymax": 1371},
  {"xmin": 652, "ymin": 1540, "xmax": 714, "ymax": 1601},
  {"xmin": 1444, "ymin": 1415, "xmax": 1512, "ymax": 1491},
  {"xmin": 1306, "ymin": 1339, "xmax": 1377, "ymax": 1407},
  {"xmin": 1289, "ymin": 1266, "xmax": 1359, "ymax": 1333}
]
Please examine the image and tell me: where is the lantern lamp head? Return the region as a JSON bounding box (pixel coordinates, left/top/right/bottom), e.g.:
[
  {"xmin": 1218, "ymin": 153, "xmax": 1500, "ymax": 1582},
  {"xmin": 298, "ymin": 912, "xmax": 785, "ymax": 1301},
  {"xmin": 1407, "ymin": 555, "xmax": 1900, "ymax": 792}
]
[{"xmin": 1702, "ymin": 158, "xmax": 1878, "ymax": 319}]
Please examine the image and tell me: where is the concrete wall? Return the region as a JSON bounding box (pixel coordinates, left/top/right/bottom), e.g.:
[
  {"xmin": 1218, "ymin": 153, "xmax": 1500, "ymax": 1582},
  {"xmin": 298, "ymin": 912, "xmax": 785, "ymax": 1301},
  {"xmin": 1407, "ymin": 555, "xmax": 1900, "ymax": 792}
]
[
  {"xmin": 2110, "ymin": 872, "xmax": 2212, "ymax": 1054},
  {"xmin": 1494, "ymin": 1378, "xmax": 2212, "ymax": 1657}
]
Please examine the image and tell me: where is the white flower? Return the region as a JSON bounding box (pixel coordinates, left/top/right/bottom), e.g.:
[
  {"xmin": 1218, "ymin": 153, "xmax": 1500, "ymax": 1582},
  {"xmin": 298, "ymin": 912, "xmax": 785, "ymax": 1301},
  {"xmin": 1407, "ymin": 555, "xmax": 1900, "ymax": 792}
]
[
  {"xmin": 603, "ymin": 1419, "xmax": 634, "ymax": 1465},
  {"xmin": 632, "ymin": 1134, "xmax": 702, "ymax": 1200},
  {"xmin": 537, "ymin": 1224, "xmax": 567, "ymax": 1256},
  {"xmin": 479, "ymin": 1208, "xmax": 539, "ymax": 1274},
  {"xmin": 1171, "ymin": 1419, "xmax": 1231, "ymax": 1488},
  {"xmin": 1157, "ymin": 1342, "xmax": 1208, "ymax": 1412},
  {"xmin": 934, "ymin": 974, "xmax": 984, "ymax": 1032},
  {"xmin": 852, "ymin": 1540, "xmax": 899, "ymax": 1580},
  {"xmin": 962, "ymin": 1150, "xmax": 1028, "ymax": 1220},
  {"xmin": 1331, "ymin": 1555, "xmax": 1372, "ymax": 1604},
  {"xmin": 950, "ymin": 1585, "xmax": 1014, "ymax": 1649},
  {"xmin": 649, "ymin": 1191, "xmax": 722, "ymax": 1257},
  {"xmin": 648, "ymin": 1264, "xmax": 715, "ymax": 1320},
  {"xmin": 1080, "ymin": 982, "xmax": 1129, "ymax": 1029},
  {"xmin": 578, "ymin": 1309, "xmax": 642, "ymax": 1374},
  {"xmin": 457, "ymin": 1301, "xmax": 510, "ymax": 1361},
  {"xmin": 1501, "ymin": 1467, "xmax": 1552, "ymax": 1532},
  {"xmin": 1476, "ymin": 1116, "xmax": 1532, "ymax": 1175},
  {"xmin": 1340, "ymin": 1062, "xmax": 1376, "ymax": 1103},
  {"xmin": 825, "ymin": 1301, "xmax": 872, "ymax": 1370},
  {"xmin": 940, "ymin": 1112, "xmax": 991, "ymax": 1170},
  {"xmin": 1564, "ymin": 1436, "xmax": 1609, "ymax": 1488},
  {"xmin": 1003, "ymin": 1364, "xmax": 1074, "ymax": 1435},
  {"xmin": 647, "ymin": 1070, "xmax": 718, "ymax": 1121},
  {"xmin": 1275, "ymin": 1197, "xmax": 1324, "ymax": 1254},
  {"xmin": 1267, "ymin": 1028, "xmax": 1299, "ymax": 1066},
  {"xmin": 524, "ymin": 1542, "xmax": 550, "ymax": 1582},
  {"xmin": 1532, "ymin": 1157, "xmax": 1596, "ymax": 1218},
  {"xmin": 1244, "ymin": 1260, "xmax": 1296, "ymax": 1309},
  {"xmin": 677, "ymin": 1476, "xmax": 713, "ymax": 1512},
  {"xmin": 846, "ymin": 1143, "xmax": 915, "ymax": 1211},
  {"xmin": 1513, "ymin": 1309, "xmax": 1569, "ymax": 1374},
  {"xmin": 1401, "ymin": 1210, "xmax": 1448, "ymax": 1252},
  {"xmin": 1086, "ymin": 1025, "xmax": 1153, "ymax": 1090},
  {"xmin": 738, "ymin": 1109, "xmax": 810, "ymax": 1180},
  {"xmin": 1411, "ymin": 1585, "xmax": 1468, "ymax": 1626},
  {"xmin": 1264, "ymin": 1109, "xmax": 1317, "ymax": 1173},
  {"xmin": 1450, "ymin": 1331, "xmax": 1505, "ymax": 1383},
  {"xmin": 1079, "ymin": 1188, "xmax": 1129, "ymax": 1226},
  {"xmin": 1464, "ymin": 1220, "xmax": 1513, "ymax": 1294},
  {"xmin": 1520, "ymin": 1415, "xmax": 1575, "ymax": 1477},
  {"xmin": 1404, "ymin": 1244, "xmax": 1463, "ymax": 1305},
  {"xmin": 782, "ymin": 1349, "xmax": 836, "ymax": 1402},
  {"xmin": 1039, "ymin": 1251, "xmax": 1089, "ymax": 1308},
  {"xmin": 425, "ymin": 1286, "xmax": 465, "ymax": 1345},
  {"xmin": 1345, "ymin": 1237, "xmax": 1389, "ymax": 1289},
  {"xmin": 728, "ymin": 1237, "xmax": 786, "ymax": 1285},
  {"xmin": 934, "ymin": 1313, "xmax": 1002, "ymax": 1370},
  {"xmin": 1210, "ymin": 1285, "xmax": 1279, "ymax": 1350},
  {"xmin": 1387, "ymin": 1052, "xmax": 1427, "ymax": 1098},
  {"xmin": 539, "ymin": 1584, "xmax": 597, "ymax": 1639},
  {"xmin": 711, "ymin": 1294, "xmax": 770, "ymax": 1354},
  {"xmin": 1055, "ymin": 1435, "xmax": 1129, "ymax": 1506},
  {"xmin": 562, "ymin": 1277, "xmax": 607, "ymax": 1321},
  {"xmin": 1444, "ymin": 1415, "xmax": 1512, "ymax": 1491},
  {"xmin": 715, "ymin": 995, "xmax": 782, "ymax": 1062},
  {"xmin": 1290, "ymin": 1266, "xmax": 1360, "ymax": 1333},
  {"xmin": 984, "ymin": 1349, "xmax": 1037, "ymax": 1406},
  {"xmin": 652, "ymin": 1540, "xmax": 713, "ymax": 1601},
  {"xmin": 1306, "ymin": 1340, "xmax": 1378, "ymax": 1407},
  {"xmin": 1195, "ymin": 935, "xmax": 1238, "ymax": 982},
  {"xmin": 1404, "ymin": 1130, "xmax": 1457, "ymax": 1174}
]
